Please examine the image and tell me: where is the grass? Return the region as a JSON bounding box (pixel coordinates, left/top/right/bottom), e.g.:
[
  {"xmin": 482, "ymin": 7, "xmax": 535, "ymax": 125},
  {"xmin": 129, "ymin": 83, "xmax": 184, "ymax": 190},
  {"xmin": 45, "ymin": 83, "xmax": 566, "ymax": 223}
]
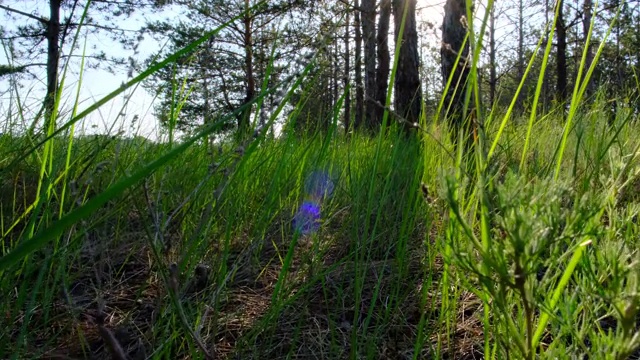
[{"xmin": 1, "ymin": 1, "xmax": 640, "ymax": 359}]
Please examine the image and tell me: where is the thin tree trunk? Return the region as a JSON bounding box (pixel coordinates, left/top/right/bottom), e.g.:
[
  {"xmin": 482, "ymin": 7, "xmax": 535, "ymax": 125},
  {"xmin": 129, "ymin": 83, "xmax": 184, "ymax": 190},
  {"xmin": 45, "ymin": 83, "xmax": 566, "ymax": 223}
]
[
  {"xmin": 374, "ymin": 0, "xmax": 391, "ymax": 126},
  {"xmin": 543, "ymin": 0, "xmax": 550, "ymax": 112},
  {"xmin": 333, "ymin": 40, "xmax": 339, "ymax": 114},
  {"xmin": 393, "ymin": 0, "xmax": 422, "ymax": 131},
  {"xmin": 327, "ymin": 45, "xmax": 334, "ymax": 122},
  {"xmin": 582, "ymin": 0, "xmax": 594, "ymax": 97},
  {"xmin": 556, "ymin": 0, "xmax": 567, "ymax": 108},
  {"xmin": 362, "ymin": 0, "xmax": 377, "ymax": 129},
  {"xmin": 442, "ymin": 0, "xmax": 471, "ymax": 144},
  {"xmin": 611, "ymin": 9, "xmax": 622, "ymax": 125},
  {"xmin": 344, "ymin": 3, "xmax": 351, "ymax": 133},
  {"xmin": 517, "ymin": 0, "xmax": 524, "ymax": 111},
  {"xmin": 489, "ymin": 3, "xmax": 496, "ymax": 108},
  {"xmin": 354, "ymin": 0, "xmax": 364, "ymax": 130},
  {"xmin": 44, "ymin": 0, "xmax": 61, "ymax": 127},
  {"xmin": 241, "ymin": 0, "xmax": 255, "ymax": 136}
]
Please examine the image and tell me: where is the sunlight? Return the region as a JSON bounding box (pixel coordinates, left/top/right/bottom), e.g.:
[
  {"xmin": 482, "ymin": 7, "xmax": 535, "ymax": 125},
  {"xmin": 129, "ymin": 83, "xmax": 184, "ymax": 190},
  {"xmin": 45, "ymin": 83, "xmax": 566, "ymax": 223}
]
[{"xmin": 416, "ymin": 0, "xmax": 445, "ymax": 25}]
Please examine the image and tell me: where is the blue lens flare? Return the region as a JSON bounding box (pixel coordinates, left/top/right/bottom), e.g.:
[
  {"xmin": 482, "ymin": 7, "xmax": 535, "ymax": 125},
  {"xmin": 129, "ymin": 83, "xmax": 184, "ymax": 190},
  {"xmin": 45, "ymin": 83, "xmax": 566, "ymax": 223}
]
[
  {"xmin": 293, "ymin": 171, "xmax": 334, "ymax": 235},
  {"xmin": 305, "ymin": 171, "xmax": 335, "ymax": 202},
  {"xmin": 293, "ymin": 200, "xmax": 321, "ymax": 235}
]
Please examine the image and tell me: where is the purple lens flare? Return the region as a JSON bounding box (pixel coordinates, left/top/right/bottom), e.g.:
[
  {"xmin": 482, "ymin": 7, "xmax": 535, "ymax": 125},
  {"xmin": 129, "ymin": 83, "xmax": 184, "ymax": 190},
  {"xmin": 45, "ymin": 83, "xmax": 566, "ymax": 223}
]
[
  {"xmin": 293, "ymin": 200, "xmax": 321, "ymax": 235},
  {"xmin": 292, "ymin": 171, "xmax": 335, "ymax": 235},
  {"xmin": 305, "ymin": 171, "xmax": 335, "ymax": 202}
]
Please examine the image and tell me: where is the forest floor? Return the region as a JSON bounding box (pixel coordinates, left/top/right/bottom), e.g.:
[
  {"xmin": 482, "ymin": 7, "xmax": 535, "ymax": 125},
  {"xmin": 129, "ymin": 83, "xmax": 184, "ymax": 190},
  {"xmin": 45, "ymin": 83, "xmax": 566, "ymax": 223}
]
[{"xmin": 2, "ymin": 111, "xmax": 640, "ymax": 359}]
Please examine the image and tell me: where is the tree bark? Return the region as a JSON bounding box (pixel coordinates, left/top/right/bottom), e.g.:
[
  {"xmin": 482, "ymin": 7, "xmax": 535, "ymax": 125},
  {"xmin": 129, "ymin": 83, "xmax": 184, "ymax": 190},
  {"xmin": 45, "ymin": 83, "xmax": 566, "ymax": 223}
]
[
  {"xmin": 44, "ymin": 0, "xmax": 61, "ymax": 127},
  {"xmin": 354, "ymin": 0, "xmax": 364, "ymax": 130},
  {"xmin": 241, "ymin": 0, "xmax": 255, "ymax": 136},
  {"xmin": 344, "ymin": 3, "xmax": 351, "ymax": 133},
  {"xmin": 333, "ymin": 40, "xmax": 339, "ymax": 115},
  {"xmin": 582, "ymin": 0, "xmax": 594, "ymax": 97},
  {"xmin": 441, "ymin": 0, "xmax": 471, "ymax": 144},
  {"xmin": 543, "ymin": 0, "xmax": 550, "ymax": 111},
  {"xmin": 361, "ymin": 0, "xmax": 377, "ymax": 129},
  {"xmin": 556, "ymin": 0, "xmax": 567, "ymax": 107},
  {"xmin": 489, "ymin": 3, "xmax": 496, "ymax": 108},
  {"xmin": 517, "ymin": 0, "xmax": 524, "ymax": 112},
  {"xmin": 393, "ymin": 0, "xmax": 422, "ymax": 131},
  {"xmin": 610, "ymin": 4, "xmax": 622, "ymax": 125},
  {"xmin": 374, "ymin": 0, "xmax": 391, "ymax": 126}
]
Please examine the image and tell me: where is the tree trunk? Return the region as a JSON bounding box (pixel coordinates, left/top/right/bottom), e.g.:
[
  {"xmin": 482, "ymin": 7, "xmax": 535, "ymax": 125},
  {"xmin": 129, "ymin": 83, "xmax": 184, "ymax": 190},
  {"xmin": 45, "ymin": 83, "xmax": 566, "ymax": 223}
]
[
  {"xmin": 44, "ymin": 0, "xmax": 61, "ymax": 127},
  {"xmin": 354, "ymin": 0, "xmax": 364, "ymax": 130},
  {"xmin": 361, "ymin": 0, "xmax": 377, "ymax": 129},
  {"xmin": 543, "ymin": 0, "xmax": 550, "ymax": 111},
  {"xmin": 241, "ymin": 0, "xmax": 255, "ymax": 136},
  {"xmin": 441, "ymin": 0, "xmax": 471, "ymax": 144},
  {"xmin": 517, "ymin": 0, "xmax": 524, "ymax": 112},
  {"xmin": 611, "ymin": 6, "xmax": 622, "ymax": 125},
  {"xmin": 327, "ymin": 45, "xmax": 334, "ymax": 121},
  {"xmin": 333, "ymin": 40, "xmax": 339, "ymax": 114},
  {"xmin": 374, "ymin": 0, "xmax": 391, "ymax": 125},
  {"xmin": 556, "ymin": 0, "xmax": 567, "ymax": 108},
  {"xmin": 582, "ymin": 0, "xmax": 594, "ymax": 97},
  {"xmin": 344, "ymin": 3, "xmax": 351, "ymax": 133},
  {"xmin": 489, "ymin": 3, "xmax": 496, "ymax": 108},
  {"xmin": 393, "ymin": 0, "xmax": 422, "ymax": 131}
]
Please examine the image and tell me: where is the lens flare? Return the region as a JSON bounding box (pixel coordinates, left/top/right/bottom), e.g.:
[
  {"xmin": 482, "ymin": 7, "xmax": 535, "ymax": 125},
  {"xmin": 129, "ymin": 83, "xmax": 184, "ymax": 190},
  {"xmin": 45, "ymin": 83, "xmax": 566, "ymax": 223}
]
[
  {"xmin": 293, "ymin": 171, "xmax": 334, "ymax": 235},
  {"xmin": 305, "ymin": 171, "xmax": 335, "ymax": 202},
  {"xmin": 293, "ymin": 200, "xmax": 321, "ymax": 235}
]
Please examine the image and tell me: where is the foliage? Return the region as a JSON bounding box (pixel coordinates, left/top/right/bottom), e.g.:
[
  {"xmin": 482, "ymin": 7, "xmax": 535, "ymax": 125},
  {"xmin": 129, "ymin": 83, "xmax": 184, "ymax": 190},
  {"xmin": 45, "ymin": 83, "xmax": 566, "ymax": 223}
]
[
  {"xmin": 0, "ymin": 1, "xmax": 155, "ymax": 76},
  {"xmin": 142, "ymin": 0, "xmax": 318, "ymax": 133}
]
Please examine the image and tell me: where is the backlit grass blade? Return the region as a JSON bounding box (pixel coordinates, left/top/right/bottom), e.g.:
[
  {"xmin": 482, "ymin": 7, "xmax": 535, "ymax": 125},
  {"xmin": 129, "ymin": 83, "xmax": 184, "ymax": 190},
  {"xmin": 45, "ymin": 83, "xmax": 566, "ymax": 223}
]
[
  {"xmin": 520, "ymin": 1, "xmax": 561, "ymax": 172},
  {"xmin": 554, "ymin": 0, "xmax": 616, "ymax": 180},
  {"xmin": 532, "ymin": 240, "xmax": 592, "ymax": 349},
  {"xmin": 488, "ymin": 33, "xmax": 544, "ymax": 160},
  {"xmin": 0, "ymin": 83, "xmax": 280, "ymax": 272}
]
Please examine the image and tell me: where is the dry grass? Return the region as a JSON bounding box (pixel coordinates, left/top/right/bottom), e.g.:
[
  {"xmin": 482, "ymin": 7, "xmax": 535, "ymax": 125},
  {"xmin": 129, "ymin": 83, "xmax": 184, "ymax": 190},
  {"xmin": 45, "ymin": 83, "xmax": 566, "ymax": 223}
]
[{"xmin": 9, "ymin": 205, "xmax": 491, "ymax": 360}]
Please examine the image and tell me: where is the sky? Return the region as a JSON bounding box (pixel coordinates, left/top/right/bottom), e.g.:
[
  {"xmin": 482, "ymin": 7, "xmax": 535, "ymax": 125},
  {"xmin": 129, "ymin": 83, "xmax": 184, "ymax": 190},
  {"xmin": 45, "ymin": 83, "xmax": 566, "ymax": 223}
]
[
  {"xmin": 0, "ymin": 1, "xmax": 178, "ymax": 140},
  {"xmin": 0, "ymin": 0, "xmax": 523, "ymax": 142}
]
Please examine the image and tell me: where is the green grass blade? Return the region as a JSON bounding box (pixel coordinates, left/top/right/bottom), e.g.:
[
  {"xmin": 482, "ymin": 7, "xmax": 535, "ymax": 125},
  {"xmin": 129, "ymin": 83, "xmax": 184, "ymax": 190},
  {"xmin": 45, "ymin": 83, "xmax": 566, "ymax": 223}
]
[
  {"xmin": 532, "ymin": 240, "xmax": 592, "ymax": 349},
  {"xmin": 0, "ymin": 91, "xmax": 265, "ymax": 271}
]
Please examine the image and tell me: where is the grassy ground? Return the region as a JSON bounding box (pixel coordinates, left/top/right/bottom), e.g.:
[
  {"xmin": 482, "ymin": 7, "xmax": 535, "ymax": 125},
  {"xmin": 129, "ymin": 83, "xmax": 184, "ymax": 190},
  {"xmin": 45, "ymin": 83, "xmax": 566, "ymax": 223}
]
[
  {"xmin": 2, "ymin": 3, "xmax": 640, "ymax": 357},
  {"xmin": 1, "ymin": 101, "xmax": 640, "ymax": 359}
]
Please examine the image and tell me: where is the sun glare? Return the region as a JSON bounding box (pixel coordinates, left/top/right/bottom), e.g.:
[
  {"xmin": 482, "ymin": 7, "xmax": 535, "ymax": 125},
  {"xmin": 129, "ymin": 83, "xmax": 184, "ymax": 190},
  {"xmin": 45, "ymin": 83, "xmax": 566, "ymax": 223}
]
[{"xmin": 416, "ymin": 0, "xmax": 445, "ymax": 25}]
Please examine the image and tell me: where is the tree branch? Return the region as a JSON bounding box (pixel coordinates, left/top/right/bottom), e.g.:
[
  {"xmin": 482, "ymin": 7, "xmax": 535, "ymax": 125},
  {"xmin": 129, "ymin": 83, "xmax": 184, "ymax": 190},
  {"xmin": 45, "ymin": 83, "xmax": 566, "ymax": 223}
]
[
  {"xmin": 0, "ymin": 5, "xmax": 47, "ymax": 24},
  {"xmin": 67, "ymin": 22, "xmax": 141, "ymax": 32},
  {"xmin": 0, "ymin": 33, "xmax": 46, "ymax": 40},
  {"xmin": 335, "ymin": 0, "xmax": 366, "ymax": 12},
  {"xmin": 0, "ymin": 63, "xmax": 48, "ymax": 78}
]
